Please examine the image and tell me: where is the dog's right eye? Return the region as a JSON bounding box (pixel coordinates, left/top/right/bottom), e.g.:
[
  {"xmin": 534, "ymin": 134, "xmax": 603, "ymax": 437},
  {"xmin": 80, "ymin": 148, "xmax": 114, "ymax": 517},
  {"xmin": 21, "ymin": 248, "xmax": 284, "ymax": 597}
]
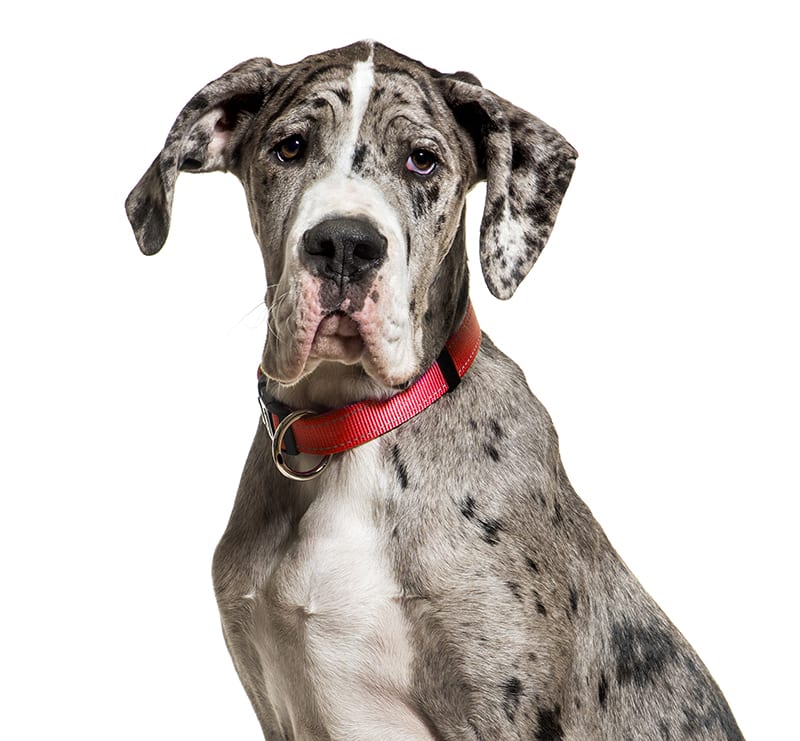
[
  {"xmin": 405, "ymin": 148, "xmax": 438, "ymax": 176},
  {"xmin": 274, "ymin": 135, "xmax": 306, "ymax": 163}
]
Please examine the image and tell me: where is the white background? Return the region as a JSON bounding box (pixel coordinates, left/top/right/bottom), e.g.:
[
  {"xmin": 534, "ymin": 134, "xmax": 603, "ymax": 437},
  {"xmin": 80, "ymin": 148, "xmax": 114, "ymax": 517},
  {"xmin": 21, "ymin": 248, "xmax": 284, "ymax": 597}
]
[{"xmin": 2, "ymin": 1, "xmax": 797, "ymax": 738}]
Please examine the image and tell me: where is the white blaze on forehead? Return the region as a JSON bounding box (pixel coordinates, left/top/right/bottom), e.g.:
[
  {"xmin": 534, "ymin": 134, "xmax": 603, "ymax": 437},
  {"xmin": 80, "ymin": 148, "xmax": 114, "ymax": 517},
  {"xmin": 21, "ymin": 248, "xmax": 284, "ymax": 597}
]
[
  {"xmin": 268, "ymin": 44, "xmax": 419, "ymax": 387},
  {"xmin": 336, "ymin": 51, "xmax": 375, "ymax": 171}
]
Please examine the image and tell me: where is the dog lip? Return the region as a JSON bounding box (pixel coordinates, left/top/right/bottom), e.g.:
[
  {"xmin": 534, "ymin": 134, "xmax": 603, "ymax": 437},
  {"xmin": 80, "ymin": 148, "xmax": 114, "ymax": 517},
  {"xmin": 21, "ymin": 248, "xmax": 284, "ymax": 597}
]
[
  {"xmin": 309, "ymin": 312, "xmax": 365, "ymax": 362},
  {"xmin": 316, "ymin": 311, "xmax": 360, "ymax": 338}
]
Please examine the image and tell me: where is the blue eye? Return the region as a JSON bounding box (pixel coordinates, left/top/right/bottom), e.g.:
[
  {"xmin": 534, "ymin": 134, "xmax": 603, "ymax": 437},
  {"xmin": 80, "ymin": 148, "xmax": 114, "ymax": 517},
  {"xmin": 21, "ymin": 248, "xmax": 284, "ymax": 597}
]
[
  {"xmin": 405, "ymin": 149, "xmax": 437, "ymax": 176},
  {"xmin": 274, "ymin": 134, "xmax": 306, "ymax": 162}
]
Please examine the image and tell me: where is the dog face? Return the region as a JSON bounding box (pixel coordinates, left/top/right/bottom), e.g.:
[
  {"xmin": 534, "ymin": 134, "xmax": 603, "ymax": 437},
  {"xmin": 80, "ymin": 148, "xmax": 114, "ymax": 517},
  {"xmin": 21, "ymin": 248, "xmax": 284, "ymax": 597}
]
[
  {"xmin": 237, "ymin": 47, "xmax": 478, "ymax": 388},
  {"xmin": 127, "ymin": 42, "xmax": 577, "ymax": 391}
]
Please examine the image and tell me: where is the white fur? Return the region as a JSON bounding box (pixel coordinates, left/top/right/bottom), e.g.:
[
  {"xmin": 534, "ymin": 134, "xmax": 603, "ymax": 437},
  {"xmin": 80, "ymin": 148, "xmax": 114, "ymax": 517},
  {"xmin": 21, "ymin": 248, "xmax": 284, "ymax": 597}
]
[
  {"xmin": 245, "ymin": 444, "xmax": 433, "ymax": 739},
  {"xmin": 337, "ymin": 53, "xmax": 375, "ymax": 172}
]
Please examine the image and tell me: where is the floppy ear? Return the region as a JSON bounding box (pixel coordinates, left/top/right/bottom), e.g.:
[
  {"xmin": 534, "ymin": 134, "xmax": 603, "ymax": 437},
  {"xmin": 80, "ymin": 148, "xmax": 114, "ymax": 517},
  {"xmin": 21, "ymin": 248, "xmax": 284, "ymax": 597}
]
[
  {"xmin": 438, "ymin": 76, "xmax": 577, "ymax": 299},
  {"xmin": 125, "ymin": 58, "xmax": 277, "ymax": 255}
]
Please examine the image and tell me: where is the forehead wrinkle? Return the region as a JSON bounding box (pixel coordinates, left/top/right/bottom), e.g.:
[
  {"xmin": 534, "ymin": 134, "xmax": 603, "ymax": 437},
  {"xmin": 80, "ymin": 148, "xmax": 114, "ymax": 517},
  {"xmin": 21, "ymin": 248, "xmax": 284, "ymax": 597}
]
[
  {"xmin": 380, "ymin": 113, "xmax": 446, "ymax": 148},
  {"xmin": 262, "ymin": 63, "xmax": 352, "ymax": 130},
  {"xmin": 312, "ymin": 86, "xmax": 356, "ymax": 128},
  {"xmin": 266, "ymin": 82, "xmax": 356, "ymax": 146},
  {"xmin": 374, "ymin": 64, "xmax": 431, "ymax": 97}
]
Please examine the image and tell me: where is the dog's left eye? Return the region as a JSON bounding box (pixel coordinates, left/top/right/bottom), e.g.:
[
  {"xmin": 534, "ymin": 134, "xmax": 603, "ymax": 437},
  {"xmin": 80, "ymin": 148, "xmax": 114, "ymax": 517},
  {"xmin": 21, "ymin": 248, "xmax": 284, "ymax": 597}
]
[
  {"xmin": 405, "ymin": 149, "xmax": 438, "ymax": 176},
  {"xmin": 274, "ymin": 135, "xmax": 306, "ymax": 163}
]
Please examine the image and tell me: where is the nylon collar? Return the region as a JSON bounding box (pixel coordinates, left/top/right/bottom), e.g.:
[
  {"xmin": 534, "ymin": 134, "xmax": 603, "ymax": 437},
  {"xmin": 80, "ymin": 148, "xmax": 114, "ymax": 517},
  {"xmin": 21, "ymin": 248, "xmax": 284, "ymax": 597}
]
[{"xmin": 257, "ymin": 302, "xmax": 481, "ymax": 479}]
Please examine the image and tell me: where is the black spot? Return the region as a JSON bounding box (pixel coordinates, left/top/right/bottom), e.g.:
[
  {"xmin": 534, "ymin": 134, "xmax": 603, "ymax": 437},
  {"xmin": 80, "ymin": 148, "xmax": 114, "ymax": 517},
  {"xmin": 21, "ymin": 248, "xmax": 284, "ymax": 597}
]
[
  {"xmin": 523, "ymin": 231, "xmax": 545, "ymax": 254},
  {"xmin": 460, "ymin": 495, "xmax": 503, "ymax": 545},
  {"xmin": 391, "ymin": 445, "xmax": 409, "ymax": 489},
  {"xmin": 535, "ymin": 705, "xmax": 564, "ymax": 740},
  {"xmin": 512, "ymin": 141, "xmax": 534, "ymax": 170},
  {"xmin": 412, "ymin": 188, "xmax": 426, "ymax": 218},
  {"xmin": 506, "ymin": 581, "xmax": 523, "ymax": 601},
  {"xmin": 552, "ymin": 498, "xmax": 564, "ymax": 526},
  {"xmin": 527, "ymin": 197, "xmax": 554, "ymax": 225},
  {"xmin": 534, "ymin": 593, "xmax": 547, "ymax": 616},
  {"xmin": 502, "ymin": 677, "xmax": 523, "ymax": 721},
  {"xmin": 374, "ymin": 63, "xmax": 420, "ymax": 80},
  {"xmin": 484, "ymin": 443, "xmax": 501, "ymax": 462},
  {"xmin": 460, "ymin": 495, "xmax": 477, "ymax": 519},
  {"xmin": 310, "ymin": 97, "xmax": 327, "ymax": 109},
  {"xmin": 598, "ymin": 672, "xmax": 608, "ymax": 709},
  {"xmin": 526, "ymin": 557, "xmax": 540, "ymax": 574},
  {"xmin": 351, "ymin": 142, "xmax": 368, "ymax": 172},
  {"xmin": 480, "ymin": 518, "xmax": 503, "ymax": 546},
  {"xmin": 485, "ymin": 195, "xmax": 506, "ymax": 225},
  {"xmin": 423, "ymin": 183, "xmax": 441, "ymax": 208},
  {"xmin": 569, "ymin": 586, "xmax": 579, "ymax": 614},
  {"xmin": 186, "ymin": 94, "xmax": 208, "ymax": 111},
  {"xmin": 612, "ymin": 620, "xmax": 678, "ymax": 688},
  {"xmin": 333, "ymin": 87, "xmax": 351, "ymax": 104},
  {"xmin": 489, "ymin": 419, "xmax": 504, "ymax": 438}
]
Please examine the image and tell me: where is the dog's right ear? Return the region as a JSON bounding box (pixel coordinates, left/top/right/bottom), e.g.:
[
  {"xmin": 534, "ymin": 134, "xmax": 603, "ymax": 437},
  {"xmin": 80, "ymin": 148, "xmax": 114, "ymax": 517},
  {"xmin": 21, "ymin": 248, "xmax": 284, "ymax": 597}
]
[
  {"xmin": 125, "ymin": 58, "xmax": 277, "ymax": 255},
  {"xmin": 437, "ymin": 74, "xmax": 577, "ymax": 299}
]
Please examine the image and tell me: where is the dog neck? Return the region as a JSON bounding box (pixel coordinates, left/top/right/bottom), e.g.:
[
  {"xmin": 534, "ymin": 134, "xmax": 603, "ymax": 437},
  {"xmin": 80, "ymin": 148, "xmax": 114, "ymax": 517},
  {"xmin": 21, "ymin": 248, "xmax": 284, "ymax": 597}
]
[{"xmin": 266, "ymin": 362, "xmax": 399, "ymax": 411}]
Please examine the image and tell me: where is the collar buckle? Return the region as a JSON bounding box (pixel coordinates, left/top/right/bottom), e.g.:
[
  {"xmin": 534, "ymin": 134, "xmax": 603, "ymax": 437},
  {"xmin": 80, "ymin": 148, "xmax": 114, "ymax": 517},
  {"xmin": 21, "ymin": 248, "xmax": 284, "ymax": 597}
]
[
  {"xmin": 270, "ymin": 410, "xmax": 331, "ymax": 481},
  {"xmin": 258, "ymin": 372, "xmax": 330, "ymax": 480}
]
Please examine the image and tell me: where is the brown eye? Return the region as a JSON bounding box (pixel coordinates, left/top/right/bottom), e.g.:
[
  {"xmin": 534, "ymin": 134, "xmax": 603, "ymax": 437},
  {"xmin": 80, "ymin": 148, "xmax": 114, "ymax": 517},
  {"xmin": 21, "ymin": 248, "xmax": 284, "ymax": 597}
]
[
  {"xmin": 405, "ymin": 148, "xmax": 437, "ymax": 176},
  {"xmin": 274, "ymin": 134, "xmax": 306, "ymax": 163}
]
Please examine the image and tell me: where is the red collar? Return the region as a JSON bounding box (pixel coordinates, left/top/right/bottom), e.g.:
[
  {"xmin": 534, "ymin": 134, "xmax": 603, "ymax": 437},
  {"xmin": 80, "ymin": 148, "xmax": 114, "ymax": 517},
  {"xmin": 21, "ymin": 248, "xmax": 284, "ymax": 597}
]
[{"xmin": 258, "ymin": 302, "xmax": 481, "ymax": 479}]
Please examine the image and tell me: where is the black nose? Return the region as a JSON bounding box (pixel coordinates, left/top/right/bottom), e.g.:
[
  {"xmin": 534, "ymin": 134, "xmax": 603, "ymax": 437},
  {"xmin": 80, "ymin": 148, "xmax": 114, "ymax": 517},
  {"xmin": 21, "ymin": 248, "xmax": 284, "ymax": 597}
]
[{"xmin": 302, "ymin": 217, "xmax": 387, "ymax": 283}]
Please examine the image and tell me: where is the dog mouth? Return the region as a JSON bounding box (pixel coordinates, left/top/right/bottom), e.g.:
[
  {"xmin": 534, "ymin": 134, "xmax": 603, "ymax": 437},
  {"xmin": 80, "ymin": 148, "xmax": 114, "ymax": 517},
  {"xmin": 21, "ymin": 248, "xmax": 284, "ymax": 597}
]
[{"xmin": 308, "ymin": 311, "xmax": 365, "ymax": 363}]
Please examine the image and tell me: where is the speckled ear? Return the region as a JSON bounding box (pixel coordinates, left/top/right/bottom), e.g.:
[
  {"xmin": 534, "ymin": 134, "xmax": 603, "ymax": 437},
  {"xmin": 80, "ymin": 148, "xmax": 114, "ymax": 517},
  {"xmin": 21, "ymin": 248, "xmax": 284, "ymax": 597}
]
[
  {"xmin": 438, "ymin": 77, "xmax": 577, "ymax": 299},
  {"xmin": 125, "ymin": 58, "xmax": 276, "ymax": 255}
]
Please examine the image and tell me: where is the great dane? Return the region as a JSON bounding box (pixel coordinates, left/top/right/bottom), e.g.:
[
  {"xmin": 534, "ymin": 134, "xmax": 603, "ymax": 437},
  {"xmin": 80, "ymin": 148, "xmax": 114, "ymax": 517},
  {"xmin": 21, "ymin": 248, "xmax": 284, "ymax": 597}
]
[{"xmin": 126, "ymin": 41, "xmax": 743, "ymax": 740}]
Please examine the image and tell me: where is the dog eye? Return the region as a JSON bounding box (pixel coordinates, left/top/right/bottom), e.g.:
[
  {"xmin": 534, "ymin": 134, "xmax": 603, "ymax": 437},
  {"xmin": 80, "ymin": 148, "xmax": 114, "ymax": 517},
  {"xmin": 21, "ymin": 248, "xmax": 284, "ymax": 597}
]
[
  {"xmin": 274, "ymin": 134, "xmax": 306, "ymax": 163},
  {"xmin": 405, "ymin": 149, "xmax": 437, "ymax": 176}
]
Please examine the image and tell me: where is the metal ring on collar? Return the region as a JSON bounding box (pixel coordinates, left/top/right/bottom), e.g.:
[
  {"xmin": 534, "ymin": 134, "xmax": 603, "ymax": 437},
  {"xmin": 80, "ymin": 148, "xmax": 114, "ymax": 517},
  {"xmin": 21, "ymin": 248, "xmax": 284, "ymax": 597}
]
[{"xmin": 270, "ymin": 409, "xmax": 331, "ymax": 481}]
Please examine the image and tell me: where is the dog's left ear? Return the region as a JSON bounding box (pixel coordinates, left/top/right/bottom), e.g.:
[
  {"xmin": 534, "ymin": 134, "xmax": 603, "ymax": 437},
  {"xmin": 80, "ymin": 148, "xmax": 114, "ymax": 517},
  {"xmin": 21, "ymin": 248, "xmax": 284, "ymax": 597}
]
[
  {"xmin": 126, "ymin": 58, "xmax": 277, "ymax": 255},
  {"xmin": 438, "ymin": 75, "xmax": 577, "ymax": 299}
]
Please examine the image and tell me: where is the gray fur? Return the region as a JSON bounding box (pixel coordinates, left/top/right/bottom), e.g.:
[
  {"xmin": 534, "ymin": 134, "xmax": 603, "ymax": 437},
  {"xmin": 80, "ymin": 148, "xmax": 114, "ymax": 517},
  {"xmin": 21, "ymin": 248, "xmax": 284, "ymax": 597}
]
[{"xmin": 127, "ymin": 41, "xmax": 742, "ymax": 740}]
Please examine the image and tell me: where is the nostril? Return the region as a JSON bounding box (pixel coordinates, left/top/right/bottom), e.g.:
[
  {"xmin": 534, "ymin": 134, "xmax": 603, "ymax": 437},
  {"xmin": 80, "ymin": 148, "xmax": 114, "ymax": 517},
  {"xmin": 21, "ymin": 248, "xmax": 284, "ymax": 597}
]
[
  {"xmin": 316, "ymin": 238, "xmax": 336, "ymax": 258},
  {"xmin": 353, "ymin": 237, "xmax": 386, "ymax": 262},
  {"xmin": 304, "ymin": 227, "xmax": 333, "ymax": 257}
]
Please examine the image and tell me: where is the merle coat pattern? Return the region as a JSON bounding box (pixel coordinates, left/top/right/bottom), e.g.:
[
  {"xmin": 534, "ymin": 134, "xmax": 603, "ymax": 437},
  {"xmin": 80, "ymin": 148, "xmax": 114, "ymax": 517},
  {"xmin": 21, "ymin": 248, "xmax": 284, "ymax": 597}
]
[{"xmin": 127, "ymin": 41, "xmax": 743, "ymax": 740}]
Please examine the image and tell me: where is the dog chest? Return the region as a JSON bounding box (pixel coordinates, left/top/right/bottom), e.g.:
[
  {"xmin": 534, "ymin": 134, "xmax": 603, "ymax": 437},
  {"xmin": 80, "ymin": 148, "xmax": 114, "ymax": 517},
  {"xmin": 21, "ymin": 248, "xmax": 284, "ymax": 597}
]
[{"xmin": 247, "ymin": 444, "xmax": 432, "ymax": 738}]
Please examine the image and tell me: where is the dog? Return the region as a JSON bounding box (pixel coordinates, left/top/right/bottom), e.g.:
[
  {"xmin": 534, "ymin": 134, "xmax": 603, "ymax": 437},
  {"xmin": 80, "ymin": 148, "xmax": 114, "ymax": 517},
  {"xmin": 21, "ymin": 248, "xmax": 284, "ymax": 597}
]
[{"xmin": 126, "ymin": 41, "xmax": 743, "ymax": 740}]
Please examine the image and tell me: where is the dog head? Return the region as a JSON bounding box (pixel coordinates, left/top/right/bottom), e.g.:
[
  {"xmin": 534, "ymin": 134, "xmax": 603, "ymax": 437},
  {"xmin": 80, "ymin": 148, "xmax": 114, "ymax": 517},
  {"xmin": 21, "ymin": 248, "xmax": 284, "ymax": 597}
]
[{"xmin": 127, "ymin": 41, "xmax": 576, "ymax": 393}]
